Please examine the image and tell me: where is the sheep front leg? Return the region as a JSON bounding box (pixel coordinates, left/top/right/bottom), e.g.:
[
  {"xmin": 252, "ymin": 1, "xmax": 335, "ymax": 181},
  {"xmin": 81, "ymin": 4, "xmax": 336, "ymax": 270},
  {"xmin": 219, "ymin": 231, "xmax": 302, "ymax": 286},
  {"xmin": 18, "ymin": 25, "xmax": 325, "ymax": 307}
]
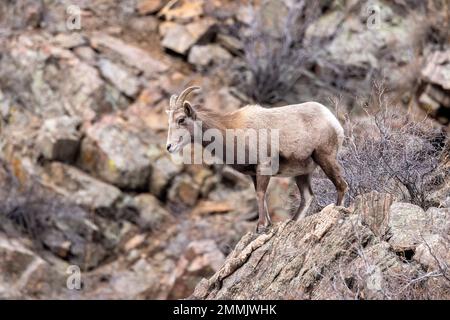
[{"xmin": 253, "ymin": 175, "xmax": 272, "ymax": 234}]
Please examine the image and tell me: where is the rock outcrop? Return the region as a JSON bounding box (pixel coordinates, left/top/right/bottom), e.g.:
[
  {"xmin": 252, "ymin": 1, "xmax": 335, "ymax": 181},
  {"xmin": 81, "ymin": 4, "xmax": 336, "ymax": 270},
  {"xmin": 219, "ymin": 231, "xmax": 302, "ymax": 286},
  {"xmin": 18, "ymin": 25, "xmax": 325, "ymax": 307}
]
[
  {"xmin": 418, "ymin": 50, "xmax": 450, "ymax": 125},
  {"xmin": 0, "ymin": 0, "xmax": 448, "ymax": 300},
  {"xmin": 190, "ymin": 193, "xmax": 450, "ymax": 300}
]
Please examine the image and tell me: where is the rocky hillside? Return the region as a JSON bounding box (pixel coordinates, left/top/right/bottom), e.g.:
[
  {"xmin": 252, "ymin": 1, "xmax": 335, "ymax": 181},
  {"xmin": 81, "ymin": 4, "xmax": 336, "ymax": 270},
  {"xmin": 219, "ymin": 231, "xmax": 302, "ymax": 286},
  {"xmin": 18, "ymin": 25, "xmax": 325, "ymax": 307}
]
[
  {"xmin": 191, "ymin": 193, "xmax": 449, "ymax": 299},
  {"xmin": 0, "ymin": 0, "xmax": 449, "ymax": 299}
]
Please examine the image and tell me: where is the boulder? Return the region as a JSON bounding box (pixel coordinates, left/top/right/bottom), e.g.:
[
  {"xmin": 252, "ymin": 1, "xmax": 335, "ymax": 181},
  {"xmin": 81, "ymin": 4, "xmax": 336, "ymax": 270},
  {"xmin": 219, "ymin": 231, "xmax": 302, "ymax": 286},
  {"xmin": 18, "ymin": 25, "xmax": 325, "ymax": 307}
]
[
  {"xmin": 79, "ymin": 120, "xmax": 154, "ymax": 190},
  {"xmin": 41, "ymin": 206, "xmax": 108, "ymax": 269},
  {"xmin": 4, "ymin": 34, "xmax": 118, "ymax": 120},
  {"xmin": 161, "ymin": 19, "xmax": 216, "ymax": 55},
  {"xmin": 37, "ymin": 116, "xmax": 82, "ymax": 162},
  {"xmin": 413, "ymin": 234, "xmax": 450, "ymax": 271},
  {"xmin": 73, "ymin": 46, "xmax": 97, "ymax": 64},
  {"xmin": 136, "ymin": 0, "xmax": 164, "ymax": 15},
  {"xmin": 149, "ymin": 155, "xmax": 184, "ymax": 197},
  {"xmin": 387, "ymin": 203, "xmax": 444, "ymax": 251},
  {"xmin": 304, "ymin": 10, "xmax": 345, "ymax": 42},
  {"xmin": 84, "ymin": 258, "xmax": 162, "ymax": 299},
  {"xmin": 0, "ymin": 234, "xmax": 55, "ymax": 298},
  {"xmin": 127, "ymin": 15, "xmax": 159, "ymax": 35},
  {"xmin": 421, "ymin": 50, "xmax": 450, "ymax": 91},
  {"xmin": 188, "ymin": 44, "xmax": 232, "ymax": 68},
  {"xmin": 191, "ymin": 200, "xmax": 233, "ymax": 216},
  {"xmin": 418, "ymin": 50, "xmax": 450, "ymax": 124},
  {"xmin": 98, "ymin": 59, "xmax": 141, "ymax": 98},
  {"xmin": 132, "ymin": 193, "xmax": 173, "ymax": 230},
  {"xmin": 90, "ymin": 33, "xmax": 168, "ymax": 76},
  {"xmin": 42, "ymin": 162, "xmax": 122, "ymax": 210},
  {"xmin": 0, "ymin": 169, "xmax": 110, "ymax": 269},
  {"xmin": 168, "ymin": 240, "xmax": 225, "ymax": 299},
  {"xmin": 51, "ymin": 33, "xmax": 86, "ymax": 49},
  {"xmin": 235, "ymin": 5, "xmax": 254, "ymax": 25},
  {"xmin": 427, "ymin": 184, "xmax": 450, "ymax": 208},
  {"xmin": 310, "ymin": 0, "xmax": 417, "ymax": 94}
]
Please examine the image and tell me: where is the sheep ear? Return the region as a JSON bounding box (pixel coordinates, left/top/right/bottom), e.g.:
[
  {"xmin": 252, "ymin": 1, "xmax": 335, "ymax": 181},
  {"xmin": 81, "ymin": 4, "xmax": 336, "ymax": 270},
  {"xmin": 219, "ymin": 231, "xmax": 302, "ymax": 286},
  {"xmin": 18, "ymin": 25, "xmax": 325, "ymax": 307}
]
[{"xmin": 183, "ymin": 101, "xmax": 196, "ymax": 119}]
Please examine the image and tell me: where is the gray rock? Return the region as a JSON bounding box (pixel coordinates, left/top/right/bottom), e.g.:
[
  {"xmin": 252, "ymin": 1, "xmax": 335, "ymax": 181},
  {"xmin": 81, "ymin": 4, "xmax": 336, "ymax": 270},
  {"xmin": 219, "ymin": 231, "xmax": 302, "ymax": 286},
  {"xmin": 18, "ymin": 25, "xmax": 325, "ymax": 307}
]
[
  {"xmin": 168, "ymin": 240, "xmax": 225, "ymax": 299},
  {"xmin": 387, "ymin": 203, "xmax": 442, "ymax": 251},
  {"xmin": 42, "ymin": 162, "xmax": 122, "ymax": 210},
  {"xmin": 133, "ymin": 194, "xmax": 172, "ymax": 230},
  {"xmin": 4, "ymin": 34, "xmax": 115, "ymax": 120},
  {"xmin": 235, "ymin": 5, "xmax": 254, "ymax": 25},
  {"xmin": 149, "ymin": 155, "xmax": 184, "ymax": 197},
  {"xmin": 0, "ymin": 234, "xmax": 54, "ymax": 298},
  {"xmin": 427, "ymin": 184, "xmax": 450, "ymax": 209},
  {"xmin": 80, "ymin": 122, "xmax": 153, "ymax": 190},
  {"xmin": 84, "ymin": 258, "xmax": 162, "ymax": 299},
  {"xmin": 304, "ymin": 10, "xmax": 345, "ymax": 43},
  {"xmin": 127, "ymin": 15, "xmax": 159, "ymax": 34},
  {"xmin": 73, "ymin": 46, "xmax": 98, "ymax": 64},
  {"xmin": 188, "ymin": 44, "xmax": 232, "ymax": 68},
  {"xmin": 161, "ymin": 24, "xmax": 195, "ymax": 55},
  {"xmin": 98, "ymin": 59, "xmax": 141, "ymax": 98},
  {"xmin": 37, "ymin": 116, "xmax": 82, "ymax": 162},
  {"xmin": 161, "ymin": 19, "xmax": 216, "ymax": 55},
  {"xmin": 90, "ymin": 33, "xmax": 168, "ymax": 76},
  {"xmin": 421, "ymin": 50, "xmax": 450, "ymax": 91},
  {"xmin": 387, "ymin": 203, "xmax": 425, "ymax": 250},
  {"xmin": 95, "ymin": 218, "xmax": 137, "ymax": 252},
  {"xmin": 418, "ymin": 50, "xmax": 450, "ymax": 124},
  {"xmin": 51, "ymin": 33, "xmax": 86, "ymax": 49},
  {"xmin": 324, "ymin": 2, "xmax": 413, "ymax": 71},
  {"xmin": 413, "ymin": 234, "xmax": 450, "ymax": 271}
]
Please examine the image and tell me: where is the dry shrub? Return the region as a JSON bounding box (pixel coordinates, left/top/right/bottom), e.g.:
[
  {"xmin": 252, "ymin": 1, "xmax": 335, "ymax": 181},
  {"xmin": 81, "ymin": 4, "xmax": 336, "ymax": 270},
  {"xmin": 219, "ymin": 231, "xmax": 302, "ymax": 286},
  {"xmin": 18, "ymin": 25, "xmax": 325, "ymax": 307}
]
[
  {"xmin": 233, "ymin": 0, "xmax": 323, "ymax": 104},
  {"xmin": 310, "ymin": 85, "xmax": 446, "ymax": 210},
  {"xmin": 0, "ymin": 159, "xmax": 109, "ymax": 269}
]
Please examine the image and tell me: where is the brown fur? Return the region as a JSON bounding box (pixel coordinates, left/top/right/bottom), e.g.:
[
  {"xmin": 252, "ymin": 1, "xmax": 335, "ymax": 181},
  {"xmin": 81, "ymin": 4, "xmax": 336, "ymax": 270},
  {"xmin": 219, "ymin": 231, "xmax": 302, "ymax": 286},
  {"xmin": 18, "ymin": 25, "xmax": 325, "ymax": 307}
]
[{"xmin": 166, "ymin": 88, "xmax": 348, "ymax": 233}]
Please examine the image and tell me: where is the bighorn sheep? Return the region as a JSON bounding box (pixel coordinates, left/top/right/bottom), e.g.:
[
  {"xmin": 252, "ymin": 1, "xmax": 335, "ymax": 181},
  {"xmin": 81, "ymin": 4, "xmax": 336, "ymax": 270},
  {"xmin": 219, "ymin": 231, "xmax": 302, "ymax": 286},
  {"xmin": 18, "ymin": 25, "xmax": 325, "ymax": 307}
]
[{"xmin": 166, "ymin": 86, "xmax": 347, "ymax": 233}]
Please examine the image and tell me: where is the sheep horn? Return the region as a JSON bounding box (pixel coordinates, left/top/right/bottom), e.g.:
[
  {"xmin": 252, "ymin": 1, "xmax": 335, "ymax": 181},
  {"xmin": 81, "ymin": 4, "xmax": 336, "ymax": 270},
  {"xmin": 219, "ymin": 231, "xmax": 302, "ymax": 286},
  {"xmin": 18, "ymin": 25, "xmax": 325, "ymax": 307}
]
[
  {"xmin": 176, "ymin": 86, "xmax": 201, "ymax": 108},
  {"xmin": 169, "ymin": 94, "xmax": 178, "ymax": 110}
]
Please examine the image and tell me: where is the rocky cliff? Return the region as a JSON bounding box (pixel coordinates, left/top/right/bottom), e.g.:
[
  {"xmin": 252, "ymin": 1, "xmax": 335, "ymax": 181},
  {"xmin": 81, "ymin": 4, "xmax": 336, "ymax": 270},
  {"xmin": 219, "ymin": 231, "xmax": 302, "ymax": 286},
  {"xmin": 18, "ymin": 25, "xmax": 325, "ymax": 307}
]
[
  {"xmin": 191, "ymin": 193, "xmax": 449, "ymax": 299},
  {"xmin": 0, "ymin": 0, "xmax": 448, "ymax": 299}
]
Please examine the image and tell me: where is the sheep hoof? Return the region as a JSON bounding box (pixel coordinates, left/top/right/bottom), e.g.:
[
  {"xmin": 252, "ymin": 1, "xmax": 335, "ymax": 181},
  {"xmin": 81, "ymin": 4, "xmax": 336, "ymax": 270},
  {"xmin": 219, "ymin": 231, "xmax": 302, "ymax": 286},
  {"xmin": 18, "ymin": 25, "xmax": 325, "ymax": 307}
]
[{"xmin": 256, "ymin": 224, "xmax": 270, "ymax": 234}]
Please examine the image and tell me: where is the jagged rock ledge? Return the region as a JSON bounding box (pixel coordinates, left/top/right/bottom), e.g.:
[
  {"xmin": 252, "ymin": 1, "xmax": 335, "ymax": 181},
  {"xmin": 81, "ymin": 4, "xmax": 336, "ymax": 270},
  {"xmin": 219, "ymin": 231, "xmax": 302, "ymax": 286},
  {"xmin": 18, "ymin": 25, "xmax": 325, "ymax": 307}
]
[{"xmin": 190, "ymin": 193, "xmax": 450, "ymax": 300}]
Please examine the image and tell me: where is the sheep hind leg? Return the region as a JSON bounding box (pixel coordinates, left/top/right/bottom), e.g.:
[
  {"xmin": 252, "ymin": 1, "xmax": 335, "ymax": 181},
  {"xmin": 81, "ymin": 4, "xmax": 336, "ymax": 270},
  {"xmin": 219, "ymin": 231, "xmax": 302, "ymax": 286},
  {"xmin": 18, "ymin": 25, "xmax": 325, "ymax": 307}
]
[
  {"xmin": 292, "ymin": 174, "xmax": 314, "ymax": 221},
  {"xmin": 312, "ymin": 150, "xmax": 348, "ymax": 206}
]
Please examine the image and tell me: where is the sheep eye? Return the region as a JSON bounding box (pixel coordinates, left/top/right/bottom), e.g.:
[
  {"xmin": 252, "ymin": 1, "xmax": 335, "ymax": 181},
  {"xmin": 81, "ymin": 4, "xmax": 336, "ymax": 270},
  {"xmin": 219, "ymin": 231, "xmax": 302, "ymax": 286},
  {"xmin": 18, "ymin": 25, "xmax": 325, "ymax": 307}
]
[{"xmin": 177, "ymin": 117, "xmax": 185, "ymax": 125}]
